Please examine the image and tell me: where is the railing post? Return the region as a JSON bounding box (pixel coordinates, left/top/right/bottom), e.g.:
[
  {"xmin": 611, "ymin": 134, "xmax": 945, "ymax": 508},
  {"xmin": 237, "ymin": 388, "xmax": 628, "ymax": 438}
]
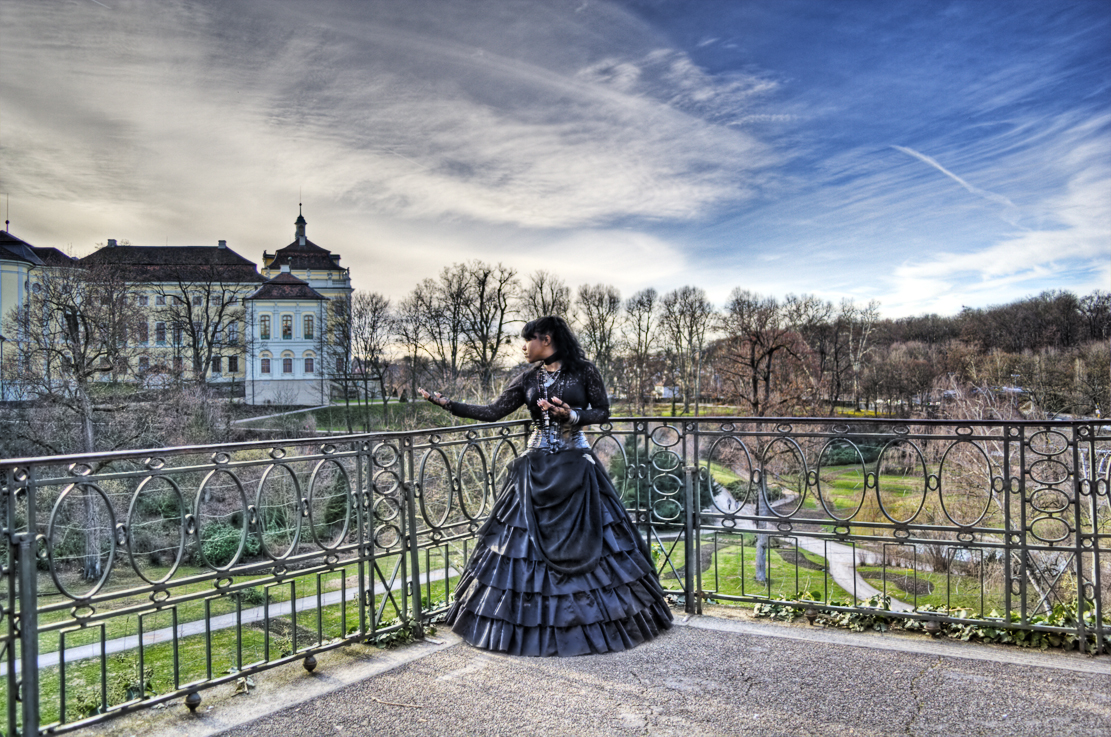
[
  {"xmin": 17, "ymin": 533, "xmax": 39, "ymax": 736},
  {"xmin": 3, "ymin": 467, "xmax": 18, "ymax": 737},
  {"xmin": 683, "ymin": 463, "xmax": 696, "ymax": 615},
  {"xmin": 356, "ymin": 442, "xmax": 368, "ymax": 639},
  {"xmin": 404, "ymin": 445, "xmax": 423, "ymax": 634}
]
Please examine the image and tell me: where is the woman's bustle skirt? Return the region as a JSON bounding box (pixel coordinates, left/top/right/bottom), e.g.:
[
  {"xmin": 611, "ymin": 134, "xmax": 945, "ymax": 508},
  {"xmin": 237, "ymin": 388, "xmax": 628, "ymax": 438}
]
[{"xmin": 444, "ymin": 450, "xmax": 673, "ymax": 657}]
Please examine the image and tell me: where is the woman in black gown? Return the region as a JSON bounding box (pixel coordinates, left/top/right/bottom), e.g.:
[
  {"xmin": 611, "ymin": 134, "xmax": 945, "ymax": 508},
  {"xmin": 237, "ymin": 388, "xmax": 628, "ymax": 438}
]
[{"xmin": 418, "ymin": 316, "xmax": 673, "ymax": 656}]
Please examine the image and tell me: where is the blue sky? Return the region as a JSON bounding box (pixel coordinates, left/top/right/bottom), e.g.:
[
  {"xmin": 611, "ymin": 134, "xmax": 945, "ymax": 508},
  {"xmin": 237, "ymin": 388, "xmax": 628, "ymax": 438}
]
[{"xmin": 1, "ymin": 0, "xmax": 1107, "ymax": 316}]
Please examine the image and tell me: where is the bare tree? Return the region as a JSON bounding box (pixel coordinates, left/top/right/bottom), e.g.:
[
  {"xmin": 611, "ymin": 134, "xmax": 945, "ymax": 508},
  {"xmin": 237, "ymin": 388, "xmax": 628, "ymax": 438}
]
[
  {"xmin": 719, "ymin": 289, "xmax": 802, "ymax": 417},
  {"xmin": 149, "ymin": 275, "xmax": 252, "ymax": 386},
  {"xmin": 622, "ymin": 288, "xmax": 659, "ymax": 415},
  {"xmin": 349, "ymin": 291, "xmax": 394, "ymax": 430},
  {"xmin": 327, "ymin": 295, "xmax": 355, "ymax": 433},
  {"xmin": 844, "ymin": 299, "xmax": 880, "ymax": 408},
  {"xmin": 783, "ymin": 294, "xmax": 837, "ymax": 413},
  {"xmin": 4, "ymin": 263, "xmax": 153, "ymax": 580},
  {"xmin": 520, "ymin": 270, "xmax": 572, "ymax": 320},
  {"xmin": 659, "ymin": 286, "xmax": 714, "ymax": 414},
  {"xmin": 460, "ymin": 261, "xmax": 519, "ymax": 395},
  {"xmin": 411, "ymin": 268, "xmax": 468, "ymax": 389},
  {"xmin": 1078, "ymin": 290, "xmax": 1111, "ymax": 342},
  {"xmin": 576, "ymin": 283, "xmax": 622, "ymax": 390},
  {"xmin": 394, "ymin": 292, "xmax": 428, "ymax": 403}
]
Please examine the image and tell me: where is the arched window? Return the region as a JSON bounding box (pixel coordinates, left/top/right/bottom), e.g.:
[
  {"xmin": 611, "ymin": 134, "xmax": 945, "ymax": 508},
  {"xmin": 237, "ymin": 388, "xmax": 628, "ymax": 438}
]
[
  {"xmin": 304, "ymin": 352, "xmax": 315, "ymax": 374},
  {"xmin": 282, "ymin": 315, "xmax": 293, "ymax": 339},
  {"xmin": 260, "ymin": 352, "xmax": 272, "ymax": 374},
  {"xmin": 260, "ymin": 315, "xmax": 271, "ymax": 340},
  {"xmin": 282, "ymin": 352, "xmax": 293, "ymax": 374},
  {"xmin": 303, "ymin": 314, "xmax": 314, "ymax": 340}
]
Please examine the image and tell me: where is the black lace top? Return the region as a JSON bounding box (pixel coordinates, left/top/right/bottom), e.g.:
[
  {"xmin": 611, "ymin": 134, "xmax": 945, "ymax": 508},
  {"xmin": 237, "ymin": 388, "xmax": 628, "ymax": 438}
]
[{"xmin": 447, "ymin": 363, "xmax": 610, "ymax": 426}]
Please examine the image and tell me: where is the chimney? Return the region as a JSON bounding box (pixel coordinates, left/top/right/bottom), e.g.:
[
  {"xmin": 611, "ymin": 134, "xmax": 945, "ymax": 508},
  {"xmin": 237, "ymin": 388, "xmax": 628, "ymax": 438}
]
[
  {"xmin": 107, "ymin": 238, "xmax": 117, "ymax": 247},
  {"xmin": 218, "ymin": 240, "xmax": 227, "ymax": 249}
]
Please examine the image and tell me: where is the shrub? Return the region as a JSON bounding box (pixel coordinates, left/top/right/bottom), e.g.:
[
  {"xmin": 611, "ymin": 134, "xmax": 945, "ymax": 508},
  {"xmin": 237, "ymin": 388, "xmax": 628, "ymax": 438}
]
[{"xmin": 199, "ymin": 521, "xmax": 260, "ymax": 567}]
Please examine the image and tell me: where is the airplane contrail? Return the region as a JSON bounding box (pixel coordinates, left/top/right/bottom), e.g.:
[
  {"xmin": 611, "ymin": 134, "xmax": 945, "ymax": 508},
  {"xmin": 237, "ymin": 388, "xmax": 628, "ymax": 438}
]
[{"xmin": 892, "ymin": 144, "xmax": 1017, "ymax": 211}]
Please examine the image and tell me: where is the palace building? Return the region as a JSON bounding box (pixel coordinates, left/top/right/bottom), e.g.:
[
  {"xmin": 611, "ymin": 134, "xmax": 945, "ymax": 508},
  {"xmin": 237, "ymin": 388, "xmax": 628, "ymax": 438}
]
[{"xmin": 0, "ymin": 210, "xmax": 352, "ymax": 406}]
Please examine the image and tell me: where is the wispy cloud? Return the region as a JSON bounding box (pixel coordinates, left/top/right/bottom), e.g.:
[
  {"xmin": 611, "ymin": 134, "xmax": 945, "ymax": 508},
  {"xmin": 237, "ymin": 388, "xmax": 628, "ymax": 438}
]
[
  {"xmin": 0, "ymin": 0, "xmax": 1106, "ymax": 317},
  {"xmin": 890, "ymin": 145, "xmax": 1018, "ymax": 210}
]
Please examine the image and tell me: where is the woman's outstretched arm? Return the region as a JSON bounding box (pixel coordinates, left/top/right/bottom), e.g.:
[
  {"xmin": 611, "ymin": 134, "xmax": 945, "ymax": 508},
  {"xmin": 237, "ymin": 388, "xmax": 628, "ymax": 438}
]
[{"xmin": 419, "ymin": 371, "xmax": 528, "ymax": 422}]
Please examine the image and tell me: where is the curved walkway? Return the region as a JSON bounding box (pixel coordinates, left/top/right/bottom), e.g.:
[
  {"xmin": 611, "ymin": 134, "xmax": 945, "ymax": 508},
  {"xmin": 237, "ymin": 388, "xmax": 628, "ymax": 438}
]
[{"xmin": 708, "ymin": 493, "xmax": 914, "ymax": 611}]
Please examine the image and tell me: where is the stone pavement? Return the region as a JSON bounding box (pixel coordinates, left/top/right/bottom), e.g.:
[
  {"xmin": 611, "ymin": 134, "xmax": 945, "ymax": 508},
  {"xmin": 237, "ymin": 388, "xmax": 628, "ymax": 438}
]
[
  {"xmin": 87, "ymin": 612, "xmax": 1111, "ymax": 737},
  {"xmin": 218, "ymin": 618, "xmax": 1108, "ymax": 737}
]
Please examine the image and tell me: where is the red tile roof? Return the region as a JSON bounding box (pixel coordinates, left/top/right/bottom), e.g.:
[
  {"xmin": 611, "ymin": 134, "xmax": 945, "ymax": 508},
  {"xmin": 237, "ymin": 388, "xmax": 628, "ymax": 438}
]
[
  {"xmin": 266, "ymin": 238, "xmax": 345, "ymax": 271},
  {"xmin": 246, "ymin": 271, "xmax": 327, "ymax": 301},
  {"xmin": 79, "ymin": 245, "xmax": 264, "ymax": 283}
]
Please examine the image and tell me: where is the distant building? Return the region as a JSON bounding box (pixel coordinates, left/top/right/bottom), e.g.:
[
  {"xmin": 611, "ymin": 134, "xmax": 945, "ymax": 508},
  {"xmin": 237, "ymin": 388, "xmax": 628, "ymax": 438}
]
[
  {"xmin": 248, "ymin": 209, "xmax": 353, "ymax": 404},
  {"xmin": 1, "ymin": 210, "xmax": 352, "ymax": 406},
  {"xmin": 0, "ymin": 229, "xmax": 74, "ymax": 321}
]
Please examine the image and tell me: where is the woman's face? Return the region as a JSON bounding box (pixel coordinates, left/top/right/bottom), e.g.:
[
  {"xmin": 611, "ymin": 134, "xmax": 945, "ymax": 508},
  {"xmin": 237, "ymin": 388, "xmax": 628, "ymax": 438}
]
[{"xmin": 523, "ymin": 333, "xmax": 555, "ymax": 364}]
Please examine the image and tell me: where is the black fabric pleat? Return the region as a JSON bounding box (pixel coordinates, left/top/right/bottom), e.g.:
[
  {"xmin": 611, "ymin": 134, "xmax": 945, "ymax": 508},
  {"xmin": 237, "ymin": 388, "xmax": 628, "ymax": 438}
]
[{"xmin": 444, "ymin": 450, "xmax": 673, "ymax": 657}]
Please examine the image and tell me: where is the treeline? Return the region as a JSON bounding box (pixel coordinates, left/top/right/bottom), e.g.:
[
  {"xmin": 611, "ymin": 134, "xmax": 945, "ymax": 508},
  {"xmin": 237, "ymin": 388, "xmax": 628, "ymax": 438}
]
[{"xmin": 341, "ymin": 263, "xmax": 1109, "ymax": 421}]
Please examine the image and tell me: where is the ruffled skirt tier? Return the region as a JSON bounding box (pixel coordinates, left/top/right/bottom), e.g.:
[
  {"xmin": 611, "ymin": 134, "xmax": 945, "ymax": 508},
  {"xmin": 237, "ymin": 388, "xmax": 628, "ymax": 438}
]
[{"xmin": 445, "ymin": 450, "xmax": 673, "ymax": 657}]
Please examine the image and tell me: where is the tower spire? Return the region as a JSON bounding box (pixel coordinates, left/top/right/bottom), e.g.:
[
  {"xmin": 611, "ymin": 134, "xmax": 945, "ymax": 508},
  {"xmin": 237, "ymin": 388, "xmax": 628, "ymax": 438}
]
[{"xmin": 295, "ymin": 204, "xmax": 307, "ymax": 245}]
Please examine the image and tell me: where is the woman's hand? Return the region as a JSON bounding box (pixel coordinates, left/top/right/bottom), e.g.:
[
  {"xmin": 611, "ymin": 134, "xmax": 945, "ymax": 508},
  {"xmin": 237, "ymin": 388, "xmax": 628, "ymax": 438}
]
[
  {"xmin": 537, "ymin": 396, "xmax": 573, "ymax": 422},
  {"xmin": 417, "ymin": 387, "xmax": 450, "ymax": 408}
]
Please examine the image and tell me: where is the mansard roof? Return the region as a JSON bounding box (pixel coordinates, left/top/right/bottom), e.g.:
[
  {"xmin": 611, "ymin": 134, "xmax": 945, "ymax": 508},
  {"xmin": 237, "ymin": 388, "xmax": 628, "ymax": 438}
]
[
  {"xmin": 246, "ymin": 271, "xmax": 327, "ymax": 301},
  {"xmin": 79, "ymin": 244, "xmax": 264, "ymax": 283},
  {"xmin": 0, "ymin": 231, "xmax": 46, "ymax": 266},
  {"xmin": 32, "ymin": 246, "xmax": 78, "ymax": 267},
  {"xmin": 265, "ymin": 238, "xmax": 346, "ymax": 272}
]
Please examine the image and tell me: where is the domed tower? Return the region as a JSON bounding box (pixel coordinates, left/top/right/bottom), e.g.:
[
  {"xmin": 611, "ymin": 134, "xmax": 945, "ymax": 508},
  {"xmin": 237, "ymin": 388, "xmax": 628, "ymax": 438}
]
[{"xmin": 247, "ymin": 207, "xmax": 353, "ymax": 405}]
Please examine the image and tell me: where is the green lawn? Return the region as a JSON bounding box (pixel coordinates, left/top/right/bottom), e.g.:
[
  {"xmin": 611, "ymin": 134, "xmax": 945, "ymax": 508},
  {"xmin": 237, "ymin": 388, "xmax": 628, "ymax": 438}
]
[
  {"xmin": 653, "ymin": 535, "xmax": 855, "ymax": 604},
  {"xmin": 856, "ymin": 565, "xmax": 1006, "ymax": 614},
  {"xmin": 8, "ymin": 547, "xmax": 465, "ymax": 730}
]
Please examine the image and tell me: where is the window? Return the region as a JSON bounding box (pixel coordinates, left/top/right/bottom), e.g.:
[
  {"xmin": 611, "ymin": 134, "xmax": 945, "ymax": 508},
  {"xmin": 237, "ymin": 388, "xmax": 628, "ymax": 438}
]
[
  {"xmin": 282, "ymin": 315, "xmax": 293, "ymax": 340},
  {"xmin": 303, "ymin": 314, "xmax": 314, "ymax": 340},
  {"xmin": 212, "ymin": 356, "xmax": 221, "ymax": 374},
  {"xmin": 210, "ymin": 295, "xmax": 221, "ymax": 307},
  {"xmin": 228, "ymin": 356, "xmax": 239, "ymax": 373},
  {"xmin": 139, "ymin": 294, "xmax": 149, "ymax": 306},
  {"xmin": 336, "ymin": 356, "xmax": 344, "ymax": 373},
  {"xmin": 155, "ymin": 322, "xmax": 166, "ymax": 344},
  {"xmin": 173, "ymin": 325, "xmax": 183, "ymax": 345},
  {"xmin": 259, "ymin": 315, "xmax": 271, "ymax": 340},
  {"xmin": 282, "ymin": 357, "xmax": 293, "ymax": 374},
  {"xmin": 192, "ymin": 295, "xmax": 203, "ymax": 306},
  {"xmin": 173, "ymin": 295, "xmax": 183, "ymax": 306},
  {"xmin": 261, "ymin": 357, "xmax": 271, "ymax": 374},
  {"xmin": 304, "ymin": 356, "xmax": 314, "ymax": 374},
  {"xmin": 173, "ymin": 356, "xmax": 183, "ymax": 373},
  {"xmin": 138, "ymin": 356, "xmax": 150, "ymax": 372},
  {"xmin": 228, "ymin": 323, "xmax": 239, "ymax": 345},
  {"xmin": 138, "ymin": 322, "xmax": 149, "ymax": 344},
  {"xmin": 156, "ymin": 295, "xmax": 166, "ymax": 306}
]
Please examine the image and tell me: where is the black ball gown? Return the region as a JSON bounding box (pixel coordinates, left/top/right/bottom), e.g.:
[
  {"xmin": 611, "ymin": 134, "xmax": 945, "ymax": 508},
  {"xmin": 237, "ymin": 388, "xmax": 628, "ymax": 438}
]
[{"xmin": 441, "ymin": 362, "xmax": 673, "ymax": 656}]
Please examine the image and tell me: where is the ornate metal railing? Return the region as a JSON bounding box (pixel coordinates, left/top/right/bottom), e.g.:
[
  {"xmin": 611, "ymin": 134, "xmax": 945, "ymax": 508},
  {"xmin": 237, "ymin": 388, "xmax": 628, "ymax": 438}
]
[{"xmin": 1, "ymin": 417, "xmax": 1108, "ymax": 734}]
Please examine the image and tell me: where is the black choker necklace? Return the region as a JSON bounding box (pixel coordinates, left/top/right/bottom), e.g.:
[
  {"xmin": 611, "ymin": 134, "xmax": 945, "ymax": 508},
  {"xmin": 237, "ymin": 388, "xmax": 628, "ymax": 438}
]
[{"xmin": 542, "ymin": 351, "xmax": 562, "ymax": 366}]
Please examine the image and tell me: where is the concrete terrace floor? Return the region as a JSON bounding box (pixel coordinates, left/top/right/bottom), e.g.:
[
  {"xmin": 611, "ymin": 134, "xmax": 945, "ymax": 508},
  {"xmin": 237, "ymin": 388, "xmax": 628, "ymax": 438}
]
[{"xmin": 84, "ymin": 608, "xmax": 1111, "ymax": 737}]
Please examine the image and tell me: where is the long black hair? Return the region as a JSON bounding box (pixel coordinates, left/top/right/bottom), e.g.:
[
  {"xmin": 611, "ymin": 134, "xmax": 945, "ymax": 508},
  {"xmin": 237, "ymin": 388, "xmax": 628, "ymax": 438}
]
[{"xmin": 521, "ymin": 315, "xmax": 589, "ymax": 374}]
